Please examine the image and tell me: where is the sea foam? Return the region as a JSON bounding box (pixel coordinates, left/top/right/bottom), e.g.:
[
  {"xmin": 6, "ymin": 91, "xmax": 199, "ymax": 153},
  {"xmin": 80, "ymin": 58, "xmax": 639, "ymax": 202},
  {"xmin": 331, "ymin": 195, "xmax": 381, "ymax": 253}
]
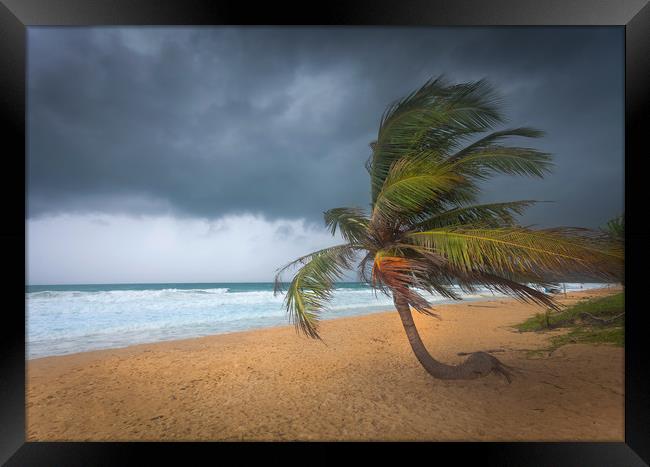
[{"xmin": 26, "ymin": 282, "xmax": 609, "ymax": 359}]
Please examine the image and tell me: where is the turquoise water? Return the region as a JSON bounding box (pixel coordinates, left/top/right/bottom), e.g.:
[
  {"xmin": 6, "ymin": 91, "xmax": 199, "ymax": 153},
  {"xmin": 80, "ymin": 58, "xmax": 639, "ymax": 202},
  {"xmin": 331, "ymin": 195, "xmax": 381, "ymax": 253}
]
[{"xmin": 25, "ymin": 282, "xmax": 608, "ymax": 359}]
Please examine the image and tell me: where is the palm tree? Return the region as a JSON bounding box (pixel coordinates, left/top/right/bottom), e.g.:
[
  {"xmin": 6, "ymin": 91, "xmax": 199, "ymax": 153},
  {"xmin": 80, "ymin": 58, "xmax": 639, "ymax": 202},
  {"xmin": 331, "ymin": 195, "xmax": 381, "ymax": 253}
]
[
  {"xmin": 274, "ymin": 76, "xmax": 623, "ymax": 382},
  {"xmin": 602, "ymin": 213, "xmax": 624, "ymax": 285},
  {"xmin": 602, "ymin": 213, "xmax": 624, "ymax": 244}
]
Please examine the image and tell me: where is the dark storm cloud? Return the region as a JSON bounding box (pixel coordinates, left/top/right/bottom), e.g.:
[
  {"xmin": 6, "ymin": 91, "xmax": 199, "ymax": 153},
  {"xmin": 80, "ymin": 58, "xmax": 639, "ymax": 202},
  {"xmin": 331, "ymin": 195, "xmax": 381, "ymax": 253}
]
[{"xmin": 27, "ymin": 27, "xmax": 623, "ymax": 228}]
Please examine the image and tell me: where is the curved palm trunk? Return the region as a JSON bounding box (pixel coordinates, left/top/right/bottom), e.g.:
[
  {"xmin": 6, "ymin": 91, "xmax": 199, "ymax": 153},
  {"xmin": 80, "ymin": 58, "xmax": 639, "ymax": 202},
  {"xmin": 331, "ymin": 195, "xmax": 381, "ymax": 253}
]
[{"xmin": 393, "ymin": 294, "xmax": 513, "ymax": 381}]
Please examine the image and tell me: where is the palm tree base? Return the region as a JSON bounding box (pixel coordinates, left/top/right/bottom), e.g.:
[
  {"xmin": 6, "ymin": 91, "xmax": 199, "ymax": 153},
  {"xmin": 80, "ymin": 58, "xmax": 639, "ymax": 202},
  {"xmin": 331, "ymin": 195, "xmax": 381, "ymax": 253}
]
[
  {"xmin": 449, "ymin": 351, "xmax": 515, "ymax": 382},
  {"xmin": 394, "ymin": 294, "xmax": 515, "ymax": 382}
]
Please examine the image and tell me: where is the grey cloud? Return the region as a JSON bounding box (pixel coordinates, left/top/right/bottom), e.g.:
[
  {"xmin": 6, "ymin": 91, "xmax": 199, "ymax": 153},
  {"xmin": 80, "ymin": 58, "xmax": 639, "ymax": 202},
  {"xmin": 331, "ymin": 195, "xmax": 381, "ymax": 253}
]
[{"xmin": 28, "ymin": 27, "xmax": 623, "ymax": 228}]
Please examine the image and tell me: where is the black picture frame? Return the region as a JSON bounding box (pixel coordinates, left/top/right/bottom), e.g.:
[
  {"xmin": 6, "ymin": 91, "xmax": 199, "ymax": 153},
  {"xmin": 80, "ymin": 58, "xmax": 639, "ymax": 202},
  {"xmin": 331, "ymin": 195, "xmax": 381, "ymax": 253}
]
[{"xmin": 2, "ymin": 0, "xmax": 648, "ymax": 465}]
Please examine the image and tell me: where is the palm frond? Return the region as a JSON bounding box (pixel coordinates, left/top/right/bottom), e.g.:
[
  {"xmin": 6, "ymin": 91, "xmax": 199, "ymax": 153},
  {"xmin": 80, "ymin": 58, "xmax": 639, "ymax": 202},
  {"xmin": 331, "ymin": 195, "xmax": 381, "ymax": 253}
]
[
  {"xmin": 371, "ymin": 251, "xmax": 440, "ymax": 317},
  {"xmin": 357, "ymin": 250, "xmax": 375, "ymax": 284},
  {"xmin": 393, "ymin": 241, "xmax": 556, "ymax": 307},
  {"xmin": 462, "ymin": 271, "xmax": 559, "ymax": 309},
  {"xmin": 274, "ymin": 244, "xmax": 357, "ymax": 338},
  {"xmin": 407, "ymin": 226, "xmax": 623, "ymax": 281},
  {"xmin": 408, "ymin": 269, "xmax": 463, "ymax": 301},
  {"xmin": 601, "ymin": 214, "xmax": 624, "ymax": 243},
  {"xmin": 369, "ymin": 77, "xmax": 504, "ymax": 205},
  {"xmin": 324, "ymin": 207, "xmax": 370, "ymax": 244},
  {"xmin": 448, "ymin": 146, "xmax": 554, "ymax": 181},
  {"xmin": 371, "ymin": 156, "xmax": 469, "ymax": 225},
  {"xmin": 411, "ymin": 200, "xmax": 539, "ymax": 231},
  {"xmin": 449, "ymin": 127, "xmax": 545, "ymax": 161}
]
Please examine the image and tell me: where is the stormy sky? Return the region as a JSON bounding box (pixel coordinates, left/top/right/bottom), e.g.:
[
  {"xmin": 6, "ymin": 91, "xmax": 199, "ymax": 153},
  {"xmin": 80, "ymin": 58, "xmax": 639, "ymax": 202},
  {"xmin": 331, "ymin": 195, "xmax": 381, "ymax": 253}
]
[{"xmin": 27, "ymin": 27, "xmax": 624, "ymax": 284}]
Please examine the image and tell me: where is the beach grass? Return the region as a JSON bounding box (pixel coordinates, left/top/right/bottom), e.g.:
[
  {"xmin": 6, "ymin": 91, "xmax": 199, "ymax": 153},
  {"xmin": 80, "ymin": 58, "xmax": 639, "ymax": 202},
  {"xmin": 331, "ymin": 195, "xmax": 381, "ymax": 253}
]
[{"xmin": 515, "ymin": 292, "xmax": 624, "ymax": 353}]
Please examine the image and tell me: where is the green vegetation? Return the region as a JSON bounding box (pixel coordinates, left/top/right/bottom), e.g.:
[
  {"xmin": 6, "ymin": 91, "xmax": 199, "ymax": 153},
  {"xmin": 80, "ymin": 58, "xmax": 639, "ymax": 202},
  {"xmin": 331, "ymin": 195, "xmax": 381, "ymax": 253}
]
[
  {"xmin": 516, "ymin": 292, "xmax": 624, "ymax": 353},
  {"xmin": 274, "ymin": 76, "xmax": 624, "ymax": 381},
  {"xmin": 601, "ymin": 214, "xmax": 624, "ymax": 244},
  {"xmin": 601, "ymin": 214, "xmax": 624, "ymax": 285}
]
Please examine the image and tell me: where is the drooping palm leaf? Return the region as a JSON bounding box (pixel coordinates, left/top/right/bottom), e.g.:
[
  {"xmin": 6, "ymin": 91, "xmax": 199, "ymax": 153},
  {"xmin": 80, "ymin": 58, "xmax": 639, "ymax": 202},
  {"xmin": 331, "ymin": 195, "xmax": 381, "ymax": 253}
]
[
  {"xmin": 324, "ymin": 207, "xmax": 370, "ymax": 244},
  {"xmin": 370, "ymin": 251, "xmax": 439, "ymax": 317},
  {"xmin": 357, "ymin": 250, "xmax": 376, "ymax": 284},
  {"xmin": 460, "ymin": 271, "xmax": 559, "ymax": 309},
  {"xmin": 391, "ymin": 242, "xmax": 557, "ymax": 308},
  {"xmin": 274, "ymin": 244, "xmax": 356, "ymax": 338},
  {"xmin": 418, "ymin": 278, "xmax": 462, "ymax": 301}
]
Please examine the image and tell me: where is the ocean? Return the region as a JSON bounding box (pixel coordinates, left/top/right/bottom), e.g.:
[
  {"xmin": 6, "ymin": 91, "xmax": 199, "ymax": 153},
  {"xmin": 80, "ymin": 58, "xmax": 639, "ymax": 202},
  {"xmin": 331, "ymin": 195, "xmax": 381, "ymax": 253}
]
[{"xmin": 25, "ymin": 282, "xmax": 610, "ymax": 359}]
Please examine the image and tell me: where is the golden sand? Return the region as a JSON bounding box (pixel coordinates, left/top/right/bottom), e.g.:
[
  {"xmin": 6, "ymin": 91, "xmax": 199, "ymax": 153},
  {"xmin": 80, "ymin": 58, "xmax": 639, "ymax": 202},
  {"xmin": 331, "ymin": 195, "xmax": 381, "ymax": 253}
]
[{"xmin": 27, "ymin": 287, "xmax": 623, "ymax": 441}]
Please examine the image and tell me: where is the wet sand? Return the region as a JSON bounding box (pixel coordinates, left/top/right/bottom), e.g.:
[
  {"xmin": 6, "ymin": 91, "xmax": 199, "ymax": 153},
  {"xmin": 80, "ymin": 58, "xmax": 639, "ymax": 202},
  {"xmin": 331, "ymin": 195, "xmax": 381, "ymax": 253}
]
[{"xmin": 27, "ymin": 286, "xmax": 624, "ymax": 441}]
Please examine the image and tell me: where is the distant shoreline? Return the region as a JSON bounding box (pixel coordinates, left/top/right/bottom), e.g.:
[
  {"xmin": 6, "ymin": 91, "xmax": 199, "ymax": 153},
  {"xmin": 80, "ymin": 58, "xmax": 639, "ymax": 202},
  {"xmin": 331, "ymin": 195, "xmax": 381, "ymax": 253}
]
[
  {"xmin": 27, "ymin": 290, "xmax": 519, "ymax": 361},
  {"xmin": 27, "ymin": 284, "xmax": 618, "ymax": 361}
]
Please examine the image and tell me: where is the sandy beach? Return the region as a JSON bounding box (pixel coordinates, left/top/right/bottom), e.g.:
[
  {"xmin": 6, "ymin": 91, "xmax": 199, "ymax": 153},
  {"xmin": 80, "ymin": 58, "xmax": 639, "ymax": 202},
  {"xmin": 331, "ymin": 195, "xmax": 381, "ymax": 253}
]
[{"xmin": 26, "ymin": 286, "xmax": 624, "ymax": 441}]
